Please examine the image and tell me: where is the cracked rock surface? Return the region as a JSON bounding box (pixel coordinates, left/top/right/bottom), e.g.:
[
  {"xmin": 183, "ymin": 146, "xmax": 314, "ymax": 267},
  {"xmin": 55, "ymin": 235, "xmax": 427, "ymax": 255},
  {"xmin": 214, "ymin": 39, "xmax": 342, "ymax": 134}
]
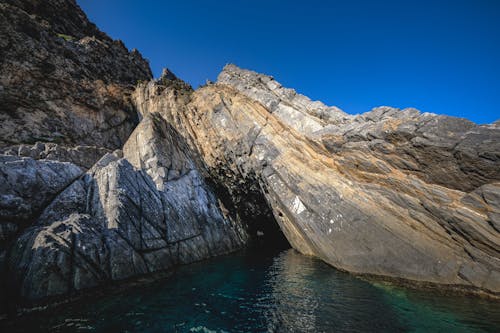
[
  {"xmin": 1, "ymin": 0, "xmax": 499, "ymax": 315},
  {"xmin": 0, "ymin": 0, "xmax": 246, "ymax": 313},
  {"xmin": 0, "ymin": 0, "xmax": 151, "ymax": 163},
  {"xmin": 6, "ymin": 114, "xmax": 245, "ymax": 307},
  {"xmin": 134, "ymin": 64, "xmax": 500, "ymax": 297}
]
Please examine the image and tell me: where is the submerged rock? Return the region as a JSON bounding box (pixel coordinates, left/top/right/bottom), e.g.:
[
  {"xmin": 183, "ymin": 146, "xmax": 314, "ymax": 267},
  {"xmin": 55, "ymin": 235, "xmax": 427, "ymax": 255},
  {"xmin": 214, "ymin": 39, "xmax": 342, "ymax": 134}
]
[{"xmin": 134, "ymin": 64, "xmax": 500, "ymax": 297}]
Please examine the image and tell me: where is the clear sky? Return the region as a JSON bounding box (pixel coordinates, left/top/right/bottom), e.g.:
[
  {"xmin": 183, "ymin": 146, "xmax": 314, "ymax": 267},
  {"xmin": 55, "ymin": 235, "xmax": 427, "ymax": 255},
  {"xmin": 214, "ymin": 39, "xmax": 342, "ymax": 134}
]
[{"xmin": 78, "ymin": 0, "xmax": 500, "ymax": 124}]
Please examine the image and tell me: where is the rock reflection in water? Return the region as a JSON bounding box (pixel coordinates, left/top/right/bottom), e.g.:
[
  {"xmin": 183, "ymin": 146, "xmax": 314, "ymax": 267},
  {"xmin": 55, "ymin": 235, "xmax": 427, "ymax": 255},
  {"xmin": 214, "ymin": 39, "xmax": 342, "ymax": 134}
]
[
  {"xmin": 0, "ymin": 248, "xmax": 499, "ymax": 332},
  {"xmin": 264, "ymin": 250, "xmax": 404, "ymax": 332}
]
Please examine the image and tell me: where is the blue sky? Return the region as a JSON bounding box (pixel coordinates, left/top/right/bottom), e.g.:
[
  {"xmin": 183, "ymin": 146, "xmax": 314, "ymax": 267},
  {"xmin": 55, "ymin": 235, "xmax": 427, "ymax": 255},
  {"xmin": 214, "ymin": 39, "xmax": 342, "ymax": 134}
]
[{"xmin": 78, "ymin": 0, "xmax": 500, "ymax": 124}]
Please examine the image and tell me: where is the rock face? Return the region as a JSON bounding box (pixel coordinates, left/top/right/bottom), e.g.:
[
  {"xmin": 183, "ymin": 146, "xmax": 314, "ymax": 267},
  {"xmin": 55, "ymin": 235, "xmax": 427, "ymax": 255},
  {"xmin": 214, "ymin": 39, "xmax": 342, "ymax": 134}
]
[
  {"xmin": 1, "ymin": 0, "xmax": 499, "ymax": 313},
  {"xmin": 5, "ymin": 113, "xmax": 245, "ymax": 307},
  {"xmin": 134, "ymin": 64, "xmax": 500, "ymax": 297},
  {"xmin": 0, "ymin": 142, "xmax": 110, "ymax": 170},
  {"xmin": 0, "ymin": 0, "xmax": 246, "ymax": 312},
  {"xmin": 0, "ymin": 0, "xmax": 152, "ymax": 166},
  {"xmin": 0, "ymin": 155, "xmax": 83, "ymax": 311}
]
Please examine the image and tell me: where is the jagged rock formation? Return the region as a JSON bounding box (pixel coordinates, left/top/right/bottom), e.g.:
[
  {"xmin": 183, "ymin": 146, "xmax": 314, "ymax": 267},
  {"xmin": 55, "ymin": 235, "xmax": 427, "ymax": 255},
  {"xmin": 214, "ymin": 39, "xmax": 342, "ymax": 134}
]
[
  {"xmin": 0, "ymin": 155, "xmax": 83, "ymax": 312},
  {"xmin": 5, "ymin": 113, "xmax": 245, "ymax": 307},
  {"xmin": 0, "ymin": 0, "xmax": 152, "ymax": 167},
  {"xmin": 0, "ymin": 142, "xmax": 110, "ymax": 169},
  {"xmin": 1, "ymin": 0, "xmax": 499, "ymax": 315},
  {"xmin": 134, "ymin": 64, "xmax": 500, "ymax": 297},
  {"xmin": 0, "ymin": 0, "xmax": 245, "ymax": 313}
]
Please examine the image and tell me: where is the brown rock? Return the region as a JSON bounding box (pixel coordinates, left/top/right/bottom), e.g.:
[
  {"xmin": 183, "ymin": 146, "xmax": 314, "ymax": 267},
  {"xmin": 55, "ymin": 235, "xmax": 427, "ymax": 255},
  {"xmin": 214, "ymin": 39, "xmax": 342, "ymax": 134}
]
[
  {"xmin": 0, "ymin": 0, "xmax": 152, "ymax": 152},
  {"xmin": 133, "ymin": 64, "xmax": 500, "ymax": 297}
]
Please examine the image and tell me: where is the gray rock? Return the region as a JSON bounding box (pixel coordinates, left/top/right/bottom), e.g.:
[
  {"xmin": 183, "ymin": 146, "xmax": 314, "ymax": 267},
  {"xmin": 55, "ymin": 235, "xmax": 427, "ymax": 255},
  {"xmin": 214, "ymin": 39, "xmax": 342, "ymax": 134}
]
[
  {"xmin": 0, "ymin": 155, "xmax": 83, "ymax": 228},
  {"xmin": 217, "ymin": 64, "xmax": 351, "ymax": 135},
  {"xmin": 0, "ymin": 142, "xmax": 111, "ymax": 169},
  {"xmin": 0, "ymin": 154, "xmax": 83, "ymax": 312},
  {"xmin": 7, "ymin": 114, "xmax": 245, "ymax": 305}
]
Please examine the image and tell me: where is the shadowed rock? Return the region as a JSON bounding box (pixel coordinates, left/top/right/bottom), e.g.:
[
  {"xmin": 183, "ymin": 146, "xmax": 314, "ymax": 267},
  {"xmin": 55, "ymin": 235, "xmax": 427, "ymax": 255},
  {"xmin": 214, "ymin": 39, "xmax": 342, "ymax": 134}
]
[
  {"xmin": 0, "ymin": 0, "xmax": 152, "ymax": 161},
  {"xmin": 6, "ymin": 114, "xmax": 245, "ymax": 306}
]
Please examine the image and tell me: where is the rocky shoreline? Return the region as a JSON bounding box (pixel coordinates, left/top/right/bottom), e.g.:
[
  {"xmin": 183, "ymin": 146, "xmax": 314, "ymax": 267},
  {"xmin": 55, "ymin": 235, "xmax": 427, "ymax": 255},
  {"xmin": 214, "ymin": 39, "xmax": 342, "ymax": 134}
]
[{"xmin": 1, "ymin": 0, "xmax": 499, "ymax": 315}]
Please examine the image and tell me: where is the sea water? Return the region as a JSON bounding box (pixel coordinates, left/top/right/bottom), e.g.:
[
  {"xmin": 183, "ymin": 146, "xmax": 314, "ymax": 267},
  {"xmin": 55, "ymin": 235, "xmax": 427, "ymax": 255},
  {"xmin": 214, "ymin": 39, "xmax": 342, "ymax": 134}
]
[{"xmin": 1, "ymin": 248, "xmax": 499, "ymax": 332}]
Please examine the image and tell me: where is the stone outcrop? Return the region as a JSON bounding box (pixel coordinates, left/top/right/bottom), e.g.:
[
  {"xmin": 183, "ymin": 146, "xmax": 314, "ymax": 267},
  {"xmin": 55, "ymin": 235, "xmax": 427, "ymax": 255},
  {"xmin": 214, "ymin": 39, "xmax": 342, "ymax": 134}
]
[
  {"xmin": 0, "ymin": 142, "xmax": 110, "ymax": 169},
  {"xmin": 0, "ymin": 0, "xmax": 152, "ymax": 312},
  {"xmin": 1, "ymin": 0, "xmax": 499, "ymax": 314},
  {"xmin": 134, "ymin": 64, "xmax": 500, "ymax": 297},
  {"xmin": 5, "ymin": 113, "xmax": 245, "ymax": 308},
  {"xmin": 0, "ymin": 155, "xmax": 83, "ymax": 312},
  {"xmin": 0, "ymin": 0, "xmax": 151, "ymax": 160},
  {"xmin": 0, "ymin": 0, "xmax": 247, "ymax": 312}
]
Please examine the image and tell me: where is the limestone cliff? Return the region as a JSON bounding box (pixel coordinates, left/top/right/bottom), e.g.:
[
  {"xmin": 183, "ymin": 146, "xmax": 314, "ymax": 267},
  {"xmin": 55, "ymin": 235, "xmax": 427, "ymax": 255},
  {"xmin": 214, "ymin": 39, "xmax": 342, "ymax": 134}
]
[
  {"xmin": 134, "ymin": 65, "xmax": 500, "ymax": 297},
  {"xmin": 0, "ymin": 0, "xmax": 245, "ymax": 313},
  {"xmin": 7, "ymin": 114, "xmax": 245, "ymax": 306}
]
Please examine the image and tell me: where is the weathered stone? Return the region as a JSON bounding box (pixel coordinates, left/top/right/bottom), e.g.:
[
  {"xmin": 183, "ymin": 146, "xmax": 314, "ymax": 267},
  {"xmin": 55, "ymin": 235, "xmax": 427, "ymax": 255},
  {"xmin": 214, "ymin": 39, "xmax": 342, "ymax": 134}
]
[
  {"xmin": 6, "ymin": 114, "xmax": 245, "ymax": 306},
  {"xmin": 0, "ymin": 154, "xmax": 83, "ymax": 312},
  {"xmin": 1, "ymin": 0, "xmax": 499, "ymax": 311},
  {"xmin": 0, "ymin": 142, "xmax": 110, "ymax": 169},
  {"xmin": 133, "ymin": 64, "xmax": 500, "ymax": 297},
  {"xmin": 0, "ymin": 0, "xmax": 151, "ymax": 154},
  {"xmin": 0, "ymin": 155, "xmax": 83, "ymax": 227}
]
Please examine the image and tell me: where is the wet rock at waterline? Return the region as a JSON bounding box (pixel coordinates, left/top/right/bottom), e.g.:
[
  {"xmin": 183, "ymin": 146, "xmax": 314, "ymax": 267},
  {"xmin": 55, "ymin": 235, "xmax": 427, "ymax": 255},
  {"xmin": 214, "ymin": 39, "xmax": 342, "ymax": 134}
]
[{"xmin": 6, "ymin": 114, "xmax": 246, "ymax": 306}]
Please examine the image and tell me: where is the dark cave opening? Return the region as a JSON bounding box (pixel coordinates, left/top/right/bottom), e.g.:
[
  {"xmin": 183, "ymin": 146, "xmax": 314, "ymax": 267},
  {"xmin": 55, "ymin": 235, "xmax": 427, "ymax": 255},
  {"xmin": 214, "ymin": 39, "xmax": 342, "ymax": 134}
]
[
  {"xmin": 245, "ymin": 206, "xmax": 291, "ymax": 252},
  {"xmin": 206, "ymin": 175, "xmax": 290, "ymax": 252}
]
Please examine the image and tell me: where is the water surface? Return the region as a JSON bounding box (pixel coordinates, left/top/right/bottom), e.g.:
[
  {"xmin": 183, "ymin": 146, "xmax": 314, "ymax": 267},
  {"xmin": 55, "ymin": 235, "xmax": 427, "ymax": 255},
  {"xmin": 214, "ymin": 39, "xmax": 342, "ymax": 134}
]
[{"xmin": 1, "ymin": 248, "xmax": 499, "ymax": 332}]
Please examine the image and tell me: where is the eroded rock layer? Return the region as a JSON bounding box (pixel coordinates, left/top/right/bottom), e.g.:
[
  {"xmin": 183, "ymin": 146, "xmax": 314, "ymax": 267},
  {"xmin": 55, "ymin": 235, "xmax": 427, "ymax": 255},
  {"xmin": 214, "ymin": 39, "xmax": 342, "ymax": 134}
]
[
  {"xmin": 0, "ymin": 0, "xmax": 499, "ymax": 313},
  {"xmin": 5, "ymin": 113, "xmax": 245, "ymax": 308},
  {"xmin": 134, "ymin": 65, "xmax": 500, "ymax": 296},
  {"xmin": 0, "ymin": 0, "xmax": 247, "ymax": 312},
  {"xmin": 0, "ymin": 0, "xmax": 152, "ymax": 167}
]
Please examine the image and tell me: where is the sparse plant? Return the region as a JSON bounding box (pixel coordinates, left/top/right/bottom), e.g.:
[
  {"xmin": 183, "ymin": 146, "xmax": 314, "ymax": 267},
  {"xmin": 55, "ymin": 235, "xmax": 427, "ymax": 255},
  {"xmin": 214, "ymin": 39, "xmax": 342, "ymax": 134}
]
[{"xmin": 56, "ymin": 33, "xmax": 75, "ymax": 41}]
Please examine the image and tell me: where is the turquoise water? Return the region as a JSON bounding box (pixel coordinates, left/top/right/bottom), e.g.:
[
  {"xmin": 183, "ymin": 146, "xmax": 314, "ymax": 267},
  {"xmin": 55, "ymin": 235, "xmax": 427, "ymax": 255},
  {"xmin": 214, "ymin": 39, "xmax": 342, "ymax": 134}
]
[{"xmin": 1, "ymin": 248, "xmax": 499, "ymax": 332}]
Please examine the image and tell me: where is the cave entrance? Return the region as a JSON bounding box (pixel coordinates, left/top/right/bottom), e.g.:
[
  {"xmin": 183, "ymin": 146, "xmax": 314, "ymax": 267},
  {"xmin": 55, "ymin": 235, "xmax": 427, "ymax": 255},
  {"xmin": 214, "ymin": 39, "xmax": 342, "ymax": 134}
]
[
  {"xmin": 207, "ymin": 170, "xmax": 290, "ymax": 252},
  {"xmin": 246, "ymin": 207, "xmax": 291, "ymax": 252},
  {"xmin": 228, "ymin": 185, "xmax": 290, "ymax": 252}
]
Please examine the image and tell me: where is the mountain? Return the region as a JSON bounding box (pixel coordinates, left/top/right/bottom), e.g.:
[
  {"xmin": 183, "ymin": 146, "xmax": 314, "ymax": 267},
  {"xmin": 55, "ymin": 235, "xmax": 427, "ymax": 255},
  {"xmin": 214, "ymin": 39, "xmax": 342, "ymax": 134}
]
[{"xmin": 0, "ymin": 0, "xmax": 499, "ymax": 314}]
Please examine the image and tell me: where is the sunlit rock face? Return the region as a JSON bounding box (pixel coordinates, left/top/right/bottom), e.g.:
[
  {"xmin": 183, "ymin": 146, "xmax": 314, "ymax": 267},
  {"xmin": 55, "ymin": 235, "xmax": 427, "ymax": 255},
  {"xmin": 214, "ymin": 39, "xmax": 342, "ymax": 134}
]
[
  {"xmin": 0, "ymin": 0, "xmax": 499, "ymax": 312},
  {"xmin": 0, "ymin": 0, "xmax": 248, "ymax": 312},
  {"xmin": 134, "ymin": 64, "xmax": 500, "ymax": 297},
  {"xmin": 0, "ymin": 0, "xmax": 152, "ymax": 168},
  {"xmin": 7, "ymin": 114, "xmax": 246, "ymax": 306}
]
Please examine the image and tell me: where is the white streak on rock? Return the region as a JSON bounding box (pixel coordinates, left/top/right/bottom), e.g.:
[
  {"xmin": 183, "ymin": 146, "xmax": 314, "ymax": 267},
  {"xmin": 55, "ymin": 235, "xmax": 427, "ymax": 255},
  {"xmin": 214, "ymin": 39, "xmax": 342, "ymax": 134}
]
[{"xmin": 291, "ymin": 196, "xmax": 306, "ymax": 215}]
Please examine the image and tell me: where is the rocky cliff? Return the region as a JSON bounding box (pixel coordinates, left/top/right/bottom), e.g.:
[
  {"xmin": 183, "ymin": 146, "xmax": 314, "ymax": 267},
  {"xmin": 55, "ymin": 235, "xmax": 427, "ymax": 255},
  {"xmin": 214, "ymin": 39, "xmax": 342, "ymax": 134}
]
[
  {"xmin": 0, "ymin": 0, "xmax": 245, "ymax": 313},
  {"xmin": 7, "ymin": 114, "xmax": 245, "ymax": 306},
  {"xmin": 134, "ymin": 65, "xmax": 500, "ymax": 297},
  {"xmin": 0, "ymin": 0, "xmax": 151, "ymax": 168},
  {"xmin": 1, "ymin": 0, "xmax": 499, "ymax": 317}
]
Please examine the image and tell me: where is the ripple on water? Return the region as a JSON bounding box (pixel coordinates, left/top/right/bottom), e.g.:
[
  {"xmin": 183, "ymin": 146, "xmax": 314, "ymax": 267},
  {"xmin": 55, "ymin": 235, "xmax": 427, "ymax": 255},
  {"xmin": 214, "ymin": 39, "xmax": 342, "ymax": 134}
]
[{"xmin": 1, "ymin": 248, "xmax": 499, "ymax": 332}]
